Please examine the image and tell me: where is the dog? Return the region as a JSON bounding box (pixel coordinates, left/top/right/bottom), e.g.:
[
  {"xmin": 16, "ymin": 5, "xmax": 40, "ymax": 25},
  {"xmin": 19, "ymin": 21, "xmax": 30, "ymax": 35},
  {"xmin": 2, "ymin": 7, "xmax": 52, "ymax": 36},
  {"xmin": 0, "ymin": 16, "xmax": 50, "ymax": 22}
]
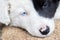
[{"xmin": 0, "ymin": 0, "xmax": 60, "ymax": 37}]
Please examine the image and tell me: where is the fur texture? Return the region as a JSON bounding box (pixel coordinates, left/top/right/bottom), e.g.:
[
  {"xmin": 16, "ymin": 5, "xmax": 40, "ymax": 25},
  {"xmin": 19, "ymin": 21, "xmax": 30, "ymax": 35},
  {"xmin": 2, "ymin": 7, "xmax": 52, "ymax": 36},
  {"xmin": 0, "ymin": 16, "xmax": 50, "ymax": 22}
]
[{"xmin": 0, "ymin": 0, "xmax": 60, "ymax": 37}]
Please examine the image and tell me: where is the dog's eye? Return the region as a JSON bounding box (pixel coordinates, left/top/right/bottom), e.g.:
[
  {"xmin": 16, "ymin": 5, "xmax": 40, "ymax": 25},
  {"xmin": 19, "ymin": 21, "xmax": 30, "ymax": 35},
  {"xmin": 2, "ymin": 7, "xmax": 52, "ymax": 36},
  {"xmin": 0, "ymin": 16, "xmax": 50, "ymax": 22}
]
[
  {"xmin": 21, "ymin": 12, "xmax": 27, "ymax": 16},
  {"xmin": 43, "ymin": 2, "xmax": 48, "ymax": 8}
]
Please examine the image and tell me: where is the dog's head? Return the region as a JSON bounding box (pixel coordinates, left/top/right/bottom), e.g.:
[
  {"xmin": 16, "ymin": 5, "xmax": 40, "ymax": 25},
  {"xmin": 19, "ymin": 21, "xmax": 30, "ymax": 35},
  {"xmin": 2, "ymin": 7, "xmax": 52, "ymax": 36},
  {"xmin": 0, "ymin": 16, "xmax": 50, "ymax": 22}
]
[{"xmin": 10, "ymin": 0, "xmax": 60, "ymax": 37}]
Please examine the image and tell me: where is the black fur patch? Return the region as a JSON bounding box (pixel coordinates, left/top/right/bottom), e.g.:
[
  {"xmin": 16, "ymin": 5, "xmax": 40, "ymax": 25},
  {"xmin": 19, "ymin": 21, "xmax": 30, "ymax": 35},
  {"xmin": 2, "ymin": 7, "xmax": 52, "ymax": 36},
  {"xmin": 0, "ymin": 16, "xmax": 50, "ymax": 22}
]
[{"xmin": 32, "ymin": 0, "xmax": 59, "ymax": 18}]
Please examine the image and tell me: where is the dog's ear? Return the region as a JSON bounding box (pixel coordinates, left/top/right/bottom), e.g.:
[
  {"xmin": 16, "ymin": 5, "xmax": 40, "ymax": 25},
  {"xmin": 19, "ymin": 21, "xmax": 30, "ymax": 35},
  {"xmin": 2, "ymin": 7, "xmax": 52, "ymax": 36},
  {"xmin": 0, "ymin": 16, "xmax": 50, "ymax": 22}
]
[
  {"xmin": 32, "ymin": 0, "xmax": 45, "ymax": 10},
  {"xmin": 0, "ymin": 1, "xmax": 10, "ymax": 25},
  {"xmin": 52, "ymin": 0, "xmax": 60, "ymax": 2}
]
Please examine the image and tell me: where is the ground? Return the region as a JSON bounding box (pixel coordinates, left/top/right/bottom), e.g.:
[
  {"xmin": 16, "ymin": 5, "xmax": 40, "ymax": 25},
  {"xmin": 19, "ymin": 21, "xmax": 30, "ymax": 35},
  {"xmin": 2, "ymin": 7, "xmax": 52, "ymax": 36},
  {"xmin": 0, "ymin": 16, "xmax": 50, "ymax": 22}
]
[{"xmin": 0, "ymin": 20, "xmax": 60, "ymax": 40}]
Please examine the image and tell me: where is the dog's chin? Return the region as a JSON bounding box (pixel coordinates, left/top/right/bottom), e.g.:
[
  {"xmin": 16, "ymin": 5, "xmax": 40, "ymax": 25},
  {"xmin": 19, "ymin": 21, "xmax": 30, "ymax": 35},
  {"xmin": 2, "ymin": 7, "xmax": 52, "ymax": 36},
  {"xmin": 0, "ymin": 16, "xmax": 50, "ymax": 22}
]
[{"xmin": 27, "ymin": 30, "xmax": 54, "ymax": 37}]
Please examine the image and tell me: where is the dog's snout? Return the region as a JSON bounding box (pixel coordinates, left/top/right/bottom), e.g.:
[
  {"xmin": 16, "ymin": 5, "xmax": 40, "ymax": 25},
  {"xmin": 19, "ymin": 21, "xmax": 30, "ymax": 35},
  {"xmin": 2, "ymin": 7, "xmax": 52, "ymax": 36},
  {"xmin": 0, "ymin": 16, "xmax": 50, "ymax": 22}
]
[{"xmin": 39, "ymin": 26, "xmax": 50, "ymax": 35}]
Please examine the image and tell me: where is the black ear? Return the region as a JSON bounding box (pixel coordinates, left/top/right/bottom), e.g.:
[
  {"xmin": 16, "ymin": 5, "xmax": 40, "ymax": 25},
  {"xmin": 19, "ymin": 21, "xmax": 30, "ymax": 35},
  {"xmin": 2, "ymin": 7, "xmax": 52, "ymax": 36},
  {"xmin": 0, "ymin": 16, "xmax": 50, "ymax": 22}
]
[
  {"xmin": 53, "ymin": 0, "xmax": 60, "ymax": 2},
  {"xmin": 32, "ymin": 0, "xmax": 45, "ymax": 10}
]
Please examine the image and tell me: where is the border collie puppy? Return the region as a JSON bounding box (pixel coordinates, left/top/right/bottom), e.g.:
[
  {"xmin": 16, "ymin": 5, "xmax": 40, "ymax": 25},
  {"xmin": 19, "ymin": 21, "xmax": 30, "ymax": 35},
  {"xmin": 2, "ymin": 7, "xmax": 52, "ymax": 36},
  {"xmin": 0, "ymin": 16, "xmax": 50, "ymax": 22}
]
[{"xmin": 0, "ymin": 0, "xmax": 60, "ymax": 37}]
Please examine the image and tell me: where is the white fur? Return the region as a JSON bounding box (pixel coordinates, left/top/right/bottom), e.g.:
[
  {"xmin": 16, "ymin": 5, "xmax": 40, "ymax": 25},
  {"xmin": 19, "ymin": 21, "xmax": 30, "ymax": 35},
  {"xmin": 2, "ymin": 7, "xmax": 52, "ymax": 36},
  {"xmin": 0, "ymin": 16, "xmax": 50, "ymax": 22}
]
[
  {"xmin": 0, "ymin": 0, "xmax": 60, "ymax": 37},
  {"xmin": 54, "ymin": 2, "xmax": 60, "ymax": 19},
  {"xmin": 0, "ymin": 0, "xmax": 10, "ymax": 25}
]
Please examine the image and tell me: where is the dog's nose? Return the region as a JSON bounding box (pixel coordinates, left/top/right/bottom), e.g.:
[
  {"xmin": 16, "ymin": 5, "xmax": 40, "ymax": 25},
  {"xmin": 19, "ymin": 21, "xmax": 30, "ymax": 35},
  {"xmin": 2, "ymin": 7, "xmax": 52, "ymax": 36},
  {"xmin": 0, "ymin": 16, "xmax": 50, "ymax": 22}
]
[{"xmin": 39, "ymin": 26, "xmax": 50, "ymax": 35}]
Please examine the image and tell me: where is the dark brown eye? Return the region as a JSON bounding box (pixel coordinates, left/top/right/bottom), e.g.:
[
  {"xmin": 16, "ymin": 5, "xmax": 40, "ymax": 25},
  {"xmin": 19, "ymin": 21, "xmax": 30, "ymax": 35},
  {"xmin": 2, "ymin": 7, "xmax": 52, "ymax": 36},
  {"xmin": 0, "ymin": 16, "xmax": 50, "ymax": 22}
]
[{"xmin": 43, "ymin": 2, "xmax": 48, "ymax": 8}]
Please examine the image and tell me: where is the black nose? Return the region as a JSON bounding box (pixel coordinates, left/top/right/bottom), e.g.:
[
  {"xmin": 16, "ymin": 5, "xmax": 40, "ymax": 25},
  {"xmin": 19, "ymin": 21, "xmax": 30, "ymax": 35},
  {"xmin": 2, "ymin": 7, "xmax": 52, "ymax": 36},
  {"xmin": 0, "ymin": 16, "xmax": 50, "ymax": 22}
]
[{"xmin": 39, "ymin": 26, "xmax": 50, "ymax": 35}]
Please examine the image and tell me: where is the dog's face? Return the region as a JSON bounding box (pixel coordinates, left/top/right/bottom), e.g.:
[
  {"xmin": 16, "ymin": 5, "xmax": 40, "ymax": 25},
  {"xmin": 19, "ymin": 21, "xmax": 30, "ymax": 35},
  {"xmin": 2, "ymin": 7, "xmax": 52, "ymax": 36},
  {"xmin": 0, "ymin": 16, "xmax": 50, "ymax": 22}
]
[{"xmin": 10, "ymin": 0, "xmax": 60, "ymax": 37}]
